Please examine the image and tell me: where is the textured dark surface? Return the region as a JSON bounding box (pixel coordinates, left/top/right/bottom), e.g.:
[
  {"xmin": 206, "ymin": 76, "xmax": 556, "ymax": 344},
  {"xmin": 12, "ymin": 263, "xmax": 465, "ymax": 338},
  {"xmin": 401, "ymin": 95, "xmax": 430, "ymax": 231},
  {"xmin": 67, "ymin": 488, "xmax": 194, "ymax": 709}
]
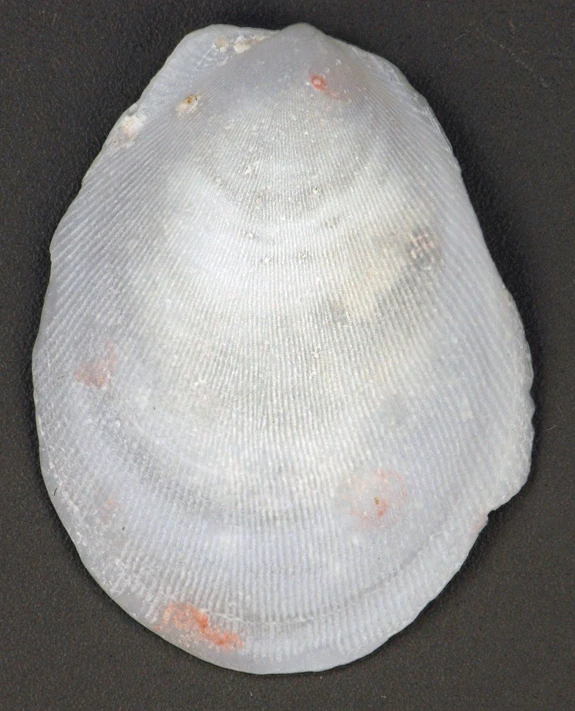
[{"xmin": 0, "ymin": 1, "xmax": 573, "ymax": 709}]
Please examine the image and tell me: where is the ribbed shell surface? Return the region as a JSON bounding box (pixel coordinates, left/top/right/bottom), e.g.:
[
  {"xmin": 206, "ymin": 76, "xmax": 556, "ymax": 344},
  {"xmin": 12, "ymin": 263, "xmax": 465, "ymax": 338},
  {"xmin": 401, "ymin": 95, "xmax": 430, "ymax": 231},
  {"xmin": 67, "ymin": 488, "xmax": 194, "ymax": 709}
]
[{"xmin": 32, "ymin": 24, "xmax": 534, "ymax": 673}]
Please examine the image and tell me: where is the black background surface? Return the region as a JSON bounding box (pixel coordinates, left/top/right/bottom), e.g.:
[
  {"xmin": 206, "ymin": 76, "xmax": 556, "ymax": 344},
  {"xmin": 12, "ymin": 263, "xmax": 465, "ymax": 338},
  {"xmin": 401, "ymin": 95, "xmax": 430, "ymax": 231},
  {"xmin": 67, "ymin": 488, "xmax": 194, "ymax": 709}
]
[{"xmin": 1, "ymin": 1, "xmax": 574, "ymax": 709}]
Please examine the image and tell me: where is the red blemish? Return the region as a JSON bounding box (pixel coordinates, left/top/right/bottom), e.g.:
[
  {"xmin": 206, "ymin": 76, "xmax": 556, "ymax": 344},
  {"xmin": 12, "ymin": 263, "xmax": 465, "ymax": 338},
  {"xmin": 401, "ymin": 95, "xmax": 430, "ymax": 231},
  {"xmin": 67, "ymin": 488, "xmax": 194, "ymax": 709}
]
[
  {"xmin": 158, "ymin": 602, "xmax": 242, "ymax": 650},
  {"xmin": 310, "ymin": 73, "xmax": 328, "ymax": 92},
  {"xmin": 309, "ymin": 73, "xmax": 349, "ymax": 101},
  {"xmin": 344, "ymin": 468, "xmax": 407, "ymax": 529},
  {"xmin": 100, "ymin": 494, "xmax": 117, "ymax": 524},
  {"xmin": 374, "ymin": 469, "xmax": 408, "ymax": 500},
  {"xmin": 74, "ymin": 340, "xmax": 116, "ymax": 389},
  {"xmin": 473, "ymin": 516, "xmax": 487, "ymax": 535},
  {"xmin": 373, "ymin": 496, "xmax": 388, "ymax": 518}
]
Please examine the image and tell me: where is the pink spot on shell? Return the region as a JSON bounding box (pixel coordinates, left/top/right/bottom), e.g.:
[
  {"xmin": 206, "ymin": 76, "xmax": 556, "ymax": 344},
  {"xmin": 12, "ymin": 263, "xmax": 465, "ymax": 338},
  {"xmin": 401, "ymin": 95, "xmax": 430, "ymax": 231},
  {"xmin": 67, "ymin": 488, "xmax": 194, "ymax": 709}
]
[
  {"xmin": 310, "ymin": 73, "xmax": 328, "ymax": 91},
  {"xmin": 74, "ymin": 340, "xmax": 116, "ymax": 389},
  {"xmin": 472, "ymin": 516, "xmax": 488, "ymax": 536},
  {"xmin": 100, "ymin": 495, "xmax": 116, "ymax": 523},
  {"xmin": 308, "ymin": 72, "xmax": 349, "ymax": 101},
  {"xmin": 157, "ymin": 602, "xmax": 242, "ymax": 650},
  {"xmin": 344, "ymin": 469, "xmax": 407, "ymax": 530}
]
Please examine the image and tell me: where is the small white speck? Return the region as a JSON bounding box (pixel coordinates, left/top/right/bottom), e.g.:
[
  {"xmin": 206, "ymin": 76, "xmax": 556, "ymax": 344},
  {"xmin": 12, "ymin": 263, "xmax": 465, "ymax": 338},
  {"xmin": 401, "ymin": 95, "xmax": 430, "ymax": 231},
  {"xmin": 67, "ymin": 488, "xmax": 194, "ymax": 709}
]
[
  {"xmin": 107, "ymin": 114, "xmax": 145, "ymax": 151},
  {"xmin": 233, "ymin": 38, "xmax": 252, "ymax": 53}
]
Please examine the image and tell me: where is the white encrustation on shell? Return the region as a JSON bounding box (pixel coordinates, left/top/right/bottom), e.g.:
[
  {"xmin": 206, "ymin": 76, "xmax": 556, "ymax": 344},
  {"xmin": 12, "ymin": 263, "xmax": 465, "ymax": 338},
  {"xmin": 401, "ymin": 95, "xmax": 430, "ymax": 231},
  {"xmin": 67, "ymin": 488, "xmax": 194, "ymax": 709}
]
[{"xmin": 32, "ymin": 23, "xmax": 534, "ymax": 674}]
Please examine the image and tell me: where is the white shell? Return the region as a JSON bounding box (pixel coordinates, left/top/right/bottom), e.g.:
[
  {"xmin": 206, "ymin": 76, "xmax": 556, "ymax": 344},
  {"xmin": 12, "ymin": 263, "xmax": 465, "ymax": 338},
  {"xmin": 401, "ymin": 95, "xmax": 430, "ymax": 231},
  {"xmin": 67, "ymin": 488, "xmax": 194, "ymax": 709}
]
[{"xmin": 32, "ymin": 23, "xmax": 534, "ymax": 673}]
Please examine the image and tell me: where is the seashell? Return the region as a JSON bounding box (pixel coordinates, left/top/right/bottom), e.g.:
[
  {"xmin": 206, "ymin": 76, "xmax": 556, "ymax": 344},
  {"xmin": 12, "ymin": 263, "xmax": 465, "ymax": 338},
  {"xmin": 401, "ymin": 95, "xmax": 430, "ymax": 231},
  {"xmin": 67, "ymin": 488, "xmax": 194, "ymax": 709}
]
[{"xmin": 32, "ymin": 23, "xmax": 534, "ymax": 674}]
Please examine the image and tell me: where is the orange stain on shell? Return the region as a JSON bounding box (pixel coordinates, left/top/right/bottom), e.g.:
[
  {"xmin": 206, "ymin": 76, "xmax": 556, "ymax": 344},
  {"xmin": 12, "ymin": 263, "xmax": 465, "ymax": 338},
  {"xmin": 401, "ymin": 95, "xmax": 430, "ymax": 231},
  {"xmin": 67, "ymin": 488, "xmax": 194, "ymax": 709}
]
[
  {"xmin": 373, "ymin": 496, "xmax": 388, "ymax": 518},
  {"xmin": 310, "ymin": 73, "xmax": 328, "ymax": 91},
  {"xmin": 309, "ymin": 73, "xmax": 349, "ymax": 101},
  {"xmin": 74, "ymin": 340, "xmax": 116, "ymax": 389},
  {"xmin": 345, "ymin": 468, "xmax": 407, "ymax": 529},
  {"xmin": 472, "ymin": 516, "xmax": 487, "ymax": 536},
  {"xmin": 374, "ymin": 468, "xmax": 408, "ymax": 499},
  {"xmin": 100, "ymin": 494, "xmax": 117, "ymax": 523},
  {"xmin": 158, "ymin": 602, "xmax": 242, "ymax": 650}
]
